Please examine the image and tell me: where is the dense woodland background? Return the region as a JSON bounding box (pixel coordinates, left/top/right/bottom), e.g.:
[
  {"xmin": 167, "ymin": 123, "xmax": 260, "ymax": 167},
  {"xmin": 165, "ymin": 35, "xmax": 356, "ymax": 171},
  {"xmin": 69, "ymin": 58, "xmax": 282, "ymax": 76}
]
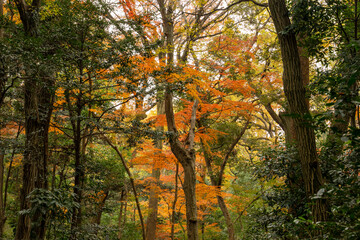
[{"xmin": 0, "ymin": 0, "xmax": 359, "ymax": 239}]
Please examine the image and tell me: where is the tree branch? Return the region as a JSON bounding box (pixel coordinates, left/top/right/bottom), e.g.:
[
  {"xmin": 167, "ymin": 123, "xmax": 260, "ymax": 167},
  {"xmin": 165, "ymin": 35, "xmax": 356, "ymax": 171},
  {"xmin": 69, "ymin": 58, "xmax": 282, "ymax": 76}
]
[
  {"xmin": 218, "ymin": 120, "xmax": 250, "ymax": 186},
  {"xmin": 264, "ymin": 103, "xmax": 286, "ymax": 131}
]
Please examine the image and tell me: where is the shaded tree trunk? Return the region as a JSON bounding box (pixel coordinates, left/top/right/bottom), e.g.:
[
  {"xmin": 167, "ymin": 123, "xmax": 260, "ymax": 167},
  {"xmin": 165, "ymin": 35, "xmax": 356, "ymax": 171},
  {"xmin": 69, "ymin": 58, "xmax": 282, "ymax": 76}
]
[
  {"xmin": 14, "ymin": 1, "xmax": 55, "ymax": 239},
  {"xmin": 268, "ymin": 0, "xmax": 327, "ymax": 222},
  {"xmin": 16, "ymin": 75, "xmax": 53, "ymax": 240},
  {"xmin": 0, "ymin": 154, "xmax": 5, "ymax": 237}
]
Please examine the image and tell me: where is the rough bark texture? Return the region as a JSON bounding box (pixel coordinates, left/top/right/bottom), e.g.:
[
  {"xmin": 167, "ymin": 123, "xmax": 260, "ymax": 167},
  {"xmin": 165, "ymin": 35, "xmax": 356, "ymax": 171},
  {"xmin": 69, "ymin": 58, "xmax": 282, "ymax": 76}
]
[
  {"xmin": 16, "ymin": 75, "xmax": 53, "ymax": 240},
  {"xmin": 14, "ymin": 1, "xmax": 55, "ymax": 239},
  {"xmin": 268, "ymin": 0, "xmax": 327, "ymax": 222}
]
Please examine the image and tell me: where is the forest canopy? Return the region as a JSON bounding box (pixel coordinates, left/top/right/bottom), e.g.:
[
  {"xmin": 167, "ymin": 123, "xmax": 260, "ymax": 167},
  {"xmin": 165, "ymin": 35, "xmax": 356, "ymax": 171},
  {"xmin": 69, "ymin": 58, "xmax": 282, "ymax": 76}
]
[{"xmin": 0, "ymin": 0, "xmax": 359, "ymax": 239}]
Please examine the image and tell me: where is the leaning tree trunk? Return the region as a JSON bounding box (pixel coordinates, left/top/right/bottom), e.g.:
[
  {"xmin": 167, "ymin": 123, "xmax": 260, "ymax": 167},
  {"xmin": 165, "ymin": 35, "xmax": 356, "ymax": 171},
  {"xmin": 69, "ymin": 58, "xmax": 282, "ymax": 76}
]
[
  {"xmin": 268, "ymin": 0, "xmax": 327, "ymax": 222},
  {"xmin": 159, "ymin": 0, "xmax": 199, "ymax": 237},
  {"xmin": 165, "ymin": 90, "xmax": 199, "ymax": 240}
]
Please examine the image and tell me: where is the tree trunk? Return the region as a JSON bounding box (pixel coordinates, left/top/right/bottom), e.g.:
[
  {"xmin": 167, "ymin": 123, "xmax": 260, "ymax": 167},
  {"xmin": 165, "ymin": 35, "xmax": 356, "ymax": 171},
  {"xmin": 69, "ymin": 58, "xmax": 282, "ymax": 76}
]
[
  {"xmin": 14, "ymin": 1, "xmax": 55, "ymax": 239},
  {"xmin": 16, "ymin": 76, "xmax": 53, "ymax": 239},
  {"xmin": 217, "ymin": 195, "xmax": 235, "ymax": 239},
  {"xmin": 71, "ymin": 125, "xmax": 84, "ymax": 230},
  {"xmin": 268, "ymin": 0, "xmax": 327, "ymax": 222},
  {"xmin": 118, "ymin": 189, "xmax": 127, "ymax": 239},
  {"xmin": 145, "ymin": 100, "xmax": 164, "ymax": 240},
  {"xmin": 145, "ymin": 168, "xmax": 160, "ymax": 240},
  {"xmin": 182, "ymin": 163, "xmax": 198, "ymax": 240},
  {"xmin": 200, "ymin": 121, "xmax": 249, "ymax": 240},
  {"xmin": 0, "ymin": 154, "xmax": 5, "ymax": 237},
  {"xmin": 170, "ymin": 163, "xmax": 179, "ymax": 240}
]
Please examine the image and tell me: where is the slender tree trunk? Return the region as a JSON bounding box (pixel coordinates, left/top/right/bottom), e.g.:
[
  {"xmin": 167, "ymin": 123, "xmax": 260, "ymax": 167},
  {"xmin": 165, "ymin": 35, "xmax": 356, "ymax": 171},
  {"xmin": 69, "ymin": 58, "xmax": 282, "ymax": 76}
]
[
  {"xmin": 0, "ymin": 0, "xmax": 3, "ymax": 39},
  {"xmin": 0, "ymin": 154, "xmax": 5, "ymax": 237},
  {"xmin": 201, "ymin": 121, "xmax": 249, "ymax": 240},
  {"xmin": 69, "ymin": 89, "xmax": 85, "ymax": 237},
  {"xmin": 268, "ymin": 0, "xmax": 327, "ymax": 222},
  {"xmin": 118, "ymin": 189, "xmax": 127, "ymax": 239},
  {"xmin": 170, "ymin": 163, "xmax": 179, "ymax": 240},
  {"xmin": 201, "ymin": 221, "xmax": 205, "ymax": 240},
  {"xmin": 146, "ymin": 100, "xmax": 164, "ymax": 240},
  {"xmin": 0, "ymin": 0, "xmax": 5, "ymax": 108},
  {"xmin": 1, "ymin": 126, "xmax": 21, "ymax": 237},
  {"xmin": 101, "ymin": 134, "xmax": 146, "ymax": 240},
  {"xmin": 145, "ymin": 168, "xmax": 160, "ymax": 240}
]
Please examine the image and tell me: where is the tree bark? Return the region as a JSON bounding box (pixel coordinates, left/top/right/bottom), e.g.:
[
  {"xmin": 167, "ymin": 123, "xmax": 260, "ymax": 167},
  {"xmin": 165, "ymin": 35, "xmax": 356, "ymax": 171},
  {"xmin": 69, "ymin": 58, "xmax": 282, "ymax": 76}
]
[
  {"xmin": 268, "ymin": 0, "xmax": 327, "ymax": 222},
  {"xmin": 16, "ymin": 75, "xmax": 53, "ymax": 240},
  {"xmin": 14, "ymin": 1, "xmax": 55, "ymax": 239},
  {"xmin": 145, "ymin": 100, "xmax": 164, "ymax": 240}
]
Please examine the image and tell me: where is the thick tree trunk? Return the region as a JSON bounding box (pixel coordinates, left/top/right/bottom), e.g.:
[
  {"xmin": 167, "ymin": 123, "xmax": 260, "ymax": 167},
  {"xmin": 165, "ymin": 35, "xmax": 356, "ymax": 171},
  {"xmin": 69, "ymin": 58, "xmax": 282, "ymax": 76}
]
[
  {"xmin": 14, "ymin": 1, "xmax": 55, "ymax": 239},
  {"xmin": 268, "ymin": 0, "xmax": 327, "ymax": 222},
  {"xmin": 159, "ymin": 0, "xmax": 199, "ymax": 237},
  {"xmin": 16, "ymin": 77, "xmax": 53, "ymax": 239}
]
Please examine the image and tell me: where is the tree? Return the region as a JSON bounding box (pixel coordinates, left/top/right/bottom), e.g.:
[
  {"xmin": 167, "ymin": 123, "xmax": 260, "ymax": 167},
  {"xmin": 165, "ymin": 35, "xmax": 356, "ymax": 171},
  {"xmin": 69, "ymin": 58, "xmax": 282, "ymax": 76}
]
[
  {"xmin": 14, "ymin": 0, "xmax": 56, "ymax": 238},
  {"xmin": 268, "ymin": 0, "xmax": 327, "ymax": 222}
]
